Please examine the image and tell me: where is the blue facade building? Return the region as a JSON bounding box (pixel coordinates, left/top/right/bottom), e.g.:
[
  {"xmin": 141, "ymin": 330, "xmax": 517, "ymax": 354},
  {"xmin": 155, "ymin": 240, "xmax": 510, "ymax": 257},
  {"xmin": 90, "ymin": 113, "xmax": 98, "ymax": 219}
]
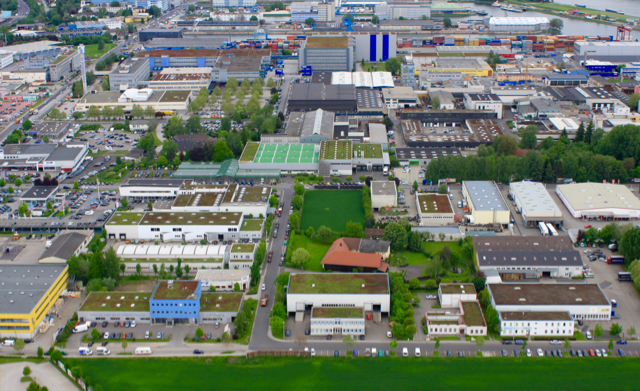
[
  {"xmin": 583, "ymin": 60, "xmax": 617, "ymax": 77},
  {"xmin": 150, "ymin": 280, "xmax": 202, "ymax": 325}
]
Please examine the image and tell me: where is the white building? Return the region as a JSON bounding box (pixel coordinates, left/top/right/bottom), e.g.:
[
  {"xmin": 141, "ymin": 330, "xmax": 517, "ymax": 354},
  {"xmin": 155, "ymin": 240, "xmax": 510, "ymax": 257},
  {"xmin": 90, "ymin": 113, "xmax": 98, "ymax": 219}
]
[
  {"xmin": 462, "ymin": 181, "xmax": 511, "ymax": 225},
  {"xmin": 425, "ymin": 300, "xmax": 487, "ymax": 337},
  {"xmin": 555, "ymin": 182, "xmax": 640, "ymax": 220},
  {"xmin": 195, "ymin": 269, "xmax": 251, "ymax": 291},
  {"xmin": 310, "ymin": 307, "xmax": 365, "ymax": 336},
  {"xmin": 119, "ymin": 179, "xmax": 185, "ymax": 199},
  {"xmin": 487, "ymin": 17, "xmax": 550, "ymax": 32},
  {"xmin": 99, "ymin": 17, "xmax": 124, "ymax": 29},
  {"xmin": 370, "ymin": 181, "xmax": 397, "ymax": 210},
  {"xmin": 488, "ymin": 283, "xmax": 611, "ymax": 337},
  {"xmin": 438, "ymin": 283, "xmax": 476, "ymax": 308},
  {"xmin": 116, "ymin": 243, "xmax": 229, "ymax": 272},
  {"xmin": 211, "ymin": 0, "xmax": 256, "ymax": 7},
  {"xmin": 386, "ymin": 2, "xmax": 431, "ymax": 20},
  {"xmin": 476, "ymin": 249, "xmax": 583, "ymax": 281},
  {"xmin": 135, "ymin": 0, "xmax": 170, "ymax": 12},
  {"xmin": 353, "ymin": 33, "xmax": 397, "ymax": 64},
  {"xmin": 382, "ymin": 87, "xmax": 418, "ymax": 109},
  {"xmin": 0, "ymin": 50, "xmax": 14, "ymax": 69},
  {"xmin": 229, "ymin": 243, "xmax": 257, "ymax": 270},
  {"xmin": 509, "ymin": 181, "xmax": 563, "ymax": 229},
  {"xmin": 463, "ymin": 93, "xmax": 503, "ymax": 119},
  {"xmin": 416, "ymin": 193, "xmax": 455, "ymax": 225},
  {"xmin": 317, "ymin": 2, "xmax": 336, "ymax": 21},
  {"xmin": 286, "ymin": 273, "xmax": 390, "ymax": 324}
]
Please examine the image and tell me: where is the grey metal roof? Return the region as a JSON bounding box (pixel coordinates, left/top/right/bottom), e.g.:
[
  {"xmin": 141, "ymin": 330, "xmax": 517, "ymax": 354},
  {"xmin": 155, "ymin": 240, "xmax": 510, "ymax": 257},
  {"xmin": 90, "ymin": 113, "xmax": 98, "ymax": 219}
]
[
  {"xmin": 488, "ymin": 283, "xmax": 609, "ymax": 306},
  {"xmin": 371, "ymin": 181, "xmax": 396, "ymax": 196},
  {"xmin": 509, "ymin": 181, "xmax": 562, "ymax": 218},
  {"xmin": 477, "ymin": 249, "xmax": 582, "ymax": 268},
  {"xmin": 472, "ymin": 236, "xmax": 573, "ymax": 251},
  {"xmin": 0, "ymin": 265, "xmax": 67, "ymax": 314},
  {"xmin": 1, "ymin": 144, "xmax": 55, "ymax": 156},
  {"xmin": 395, "ymin": 147, "xmax": 461, "ymax": 161},
  {"xmin": 39, "ymin": 231, "xmax": 92, "ymax": 262},
  {"xmin": 300, "ymin": 109, "xmax": 334, "ymax": 139},
  {"xmin": 358, "ymin": 239, "xmax": 390, "ymax": 254},
  {"xmin": 543, "ymin": 74, "xmax": 589, "ymax": 80},
  {"xmin": 21, "ymin": 185, "xmax": 58, "ymax": 200},
  {"xmin": 30, "ymin": 122, "xmax": 70, "ymax": 136},
  {"xmin": 46, "ymin": 147, "xmax": 85, "ymax": 162},
  {"xmin": 290, "ymin": 83, "xmax": 356, "ymax": 101},
  {"xmin": 463, "ymin": 181, "xmax": 508, "ymax": 211}
]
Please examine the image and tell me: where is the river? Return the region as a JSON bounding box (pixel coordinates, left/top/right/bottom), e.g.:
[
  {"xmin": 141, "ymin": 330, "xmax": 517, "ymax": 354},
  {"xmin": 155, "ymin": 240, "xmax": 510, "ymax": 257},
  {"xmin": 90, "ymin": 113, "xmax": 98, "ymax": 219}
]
[
  {"xmin": 458, "ymin": 2, "xmax": 640, "ymax": 39},
  {"xmin": 552, "ymin": 0, "xmax": 640, "ymax": 18}
]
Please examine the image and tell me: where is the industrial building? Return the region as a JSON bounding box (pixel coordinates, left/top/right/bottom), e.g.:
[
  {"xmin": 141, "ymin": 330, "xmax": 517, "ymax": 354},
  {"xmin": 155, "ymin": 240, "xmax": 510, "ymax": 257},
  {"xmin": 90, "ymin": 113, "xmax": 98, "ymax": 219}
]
[
  {"xmin": 321, "ymin": 238, "xmax": 390, "ymax": 273},
  {"xmin": 116, "ymin": 243, "xmax": 228, "ymax": 272},
  {"xmin": 105, "ymin": 211, "xmax": 262, "ymax": 242},
  {"xmin": 139, "ymin": 28, "xmax": 184, "ymax": 42},
  {"xmin": 386, "ymin": 2, "xmax": 431, "ymax": 20},
  {"xmin": 48, "ymin": 50, "xmax": 81, "ymax": 81},
  {"xmin": 330, "ymin": 71, "xmax": 394, "ymax": 89},
  {"xmin": 471, "ymin": 236, "xmax": 573, "ymax": 252},
  {"xmin": 275, "ymin": 109, "xmax": 335, "ymax": 144},
  {"xmin": 75, "ymin": 89, "xmax": 193, "ymax": 113},
  {"xmin": 170, "ymin": 183, "xmax": 272, "ymax": 217},
  {"xmin": 195, "ymin": 269, "xmax": 251, "ymax": 292},
  {"xmin": 288, "ymin": 83, "xmax": 357, "ymax": 112},
  {"xmin": 119, "ymin": 178, "xmax": 185, "ymax": 199},
  {"xmin": 421, "ymin": 58, "xmax": 494, "ymax": 78},
  {"xmin": 146, "ymin": 68, "xmax": 212, "ymax": 91},
  {"xmin": 394, "ymin": 147, "xmax": 462, "ymax": 165},
  {"xmin": 487, "ymin": 17, "xmax": 550, "ymax": 32},
  {"xmin": 0, "ymin": 143, "xmax": 87, "ymax": 172},
  {"xmin": 109, "ymin": 58, "xmax": 151, "ymax": 91},
  {"xmin": 487, "ymin": 283, "xmax": 611, "ymax": 328},
  {"xmin": 574, "ymin": 41, "xmax": 640, "ymax": 58},
  {"xmin": 416, "ymin": 193, "xmax": 455, "ymax": 225},
  {"xmin": 210, "ymin": 0, "xmax": 256, "ymax": 7},
  {"xmin": 555, "ymin": 182, "xmax": 640, "ymax": 220},
  {"xmin": 370, "ymin": 181, "xmax": 397, "ymax": 210},
  {"xmin": 464, "ymin": 94, "xmax": 503, "ymax": 119},
  {"xmin": 381, "ymin": 87, "xmax": 418, "ymax": 109},
  {"xmin": 0, "ymin": 265, "xmax": 69, "ymax": 338},
  {"xmin": 476, "ymin": 249, "xmax": 583, "ymax": 281},
  {"xmin": 287, "ymin": 273, "xmax": 390, "ymax": 328},
  {"xmin": 462, "ymin": 181, "xmax": 510, "ymax": 225},
  {"xmin": 298, "ymin": 36, "xmax": 354, "ymax": 72},
  {"xmin": 509, "ymin": 181, "xmax": 563, "ymax": 229},
  {"xmin": 427, "ymin": 284, "xmax": 487, "ymax": 337},
  {"xmin": 25, "ymin": 122, "xmax": 72, "ymax": 141},
  {"xmin": 38, "ymin": 230, "xmax": 94, "ymax": 263},
  {"xmin": 353, "ymin": 33, "xmax": 397, "ymax": 63}
]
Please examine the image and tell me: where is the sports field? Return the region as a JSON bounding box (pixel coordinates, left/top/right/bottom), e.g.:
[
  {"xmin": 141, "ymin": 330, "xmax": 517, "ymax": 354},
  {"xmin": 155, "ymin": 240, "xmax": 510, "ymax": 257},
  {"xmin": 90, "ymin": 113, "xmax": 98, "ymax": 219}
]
[
  {"xmin": 62, "ymin": 356, "xmax": 640, "ymax": 391},
  {"xmin": 301, "ymin": 190, "xmax": 364, "ymax": 231},
  {"xmin": 253, "ymin": 143, "xmax": 318, "ymax": 164}
]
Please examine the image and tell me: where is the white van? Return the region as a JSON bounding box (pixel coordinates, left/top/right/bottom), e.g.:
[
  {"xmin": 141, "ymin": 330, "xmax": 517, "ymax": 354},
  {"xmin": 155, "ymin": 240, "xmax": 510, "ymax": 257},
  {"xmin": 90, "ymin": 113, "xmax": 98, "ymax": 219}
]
[
  {"xmin": 78, "ymin": 347, "xmax": 93, "ymax": 356},
  {"xmin": 2, "ymin": 340, "xmax": 14, "ymax": 346},
  {"xmin": 96, "ymin": 347, "xmax": 110, "ymax": 355},
  {"xmin": 402, "ymin": 347, "xmax": 408, "ymax": 357},
  {"xmin": 135, "ymin": 347, "xmax": 152, "ymax": 355},
  {"xmin": 414, "ymin": 347, "xmax": 421, "ymax": 357}
]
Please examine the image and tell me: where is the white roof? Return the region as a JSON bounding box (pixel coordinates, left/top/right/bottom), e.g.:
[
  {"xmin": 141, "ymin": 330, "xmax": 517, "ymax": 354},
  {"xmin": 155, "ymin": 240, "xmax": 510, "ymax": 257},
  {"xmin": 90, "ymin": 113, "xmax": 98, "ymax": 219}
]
[
  {"xmin": 372, "ymin": 72, "xmax": 394, "ymax": 88},
  {"xmin": 119, "ymin": 88, "xmax": 153, "ymax": 102},
  {"xmin": 115, "ymin": 244, "xmax": 228, "ymax": 259},
  {"xmin": 548, "ymin": 117, "xmax": 579, "ymax": 131},
  {"xmin": 557, "ymin": 183, "xmax": 640, "ymax": 212},
  {"xmin": 352, "ymin": 72, "xmax": 373, "ymax": 88},
  {"xmin": 332, "ymin": 72, "xmax": 352, "ymax": 85},
  {"xmin": 489, "ymin": 17, "xmax": 549, "ymax": 25},
  {"xmin": 509, "ymin": 181, "xmax": 562, "ymax": 219},
  {"xmin": 195, "ymin": 269, "xmax": 251, "ymax": 282}
]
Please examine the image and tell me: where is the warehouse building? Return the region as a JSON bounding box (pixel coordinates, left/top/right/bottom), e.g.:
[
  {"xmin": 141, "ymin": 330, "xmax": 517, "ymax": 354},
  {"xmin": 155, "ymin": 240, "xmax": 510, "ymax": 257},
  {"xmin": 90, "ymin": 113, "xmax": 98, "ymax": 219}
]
[
  {"xmin": 477, "ymin": 249, "xmax": 583, "ymax": 281},
  {"xmin": 331, "ymin": 71, "xmax": 394, "ymax": 89},
  {"xmin": 116, "ymin": 243, "xmax": 228, "ymax": 272},
  {"xmin": 298, "ymin": 36, "xmax": 354, "ymax": 72},
  {"xmin": 382, "ymin": 87, "xmax": 418, "ymax": 109},
  {"xmin": 75, "ymin": 89, "xmax": 193, "ymax": 113},
  {"xmin": 574, "ymin": 41, "xmax": 640, "ymax": 58},
  {"xmin": 287, "ymin": 273, "xmax": 390, "ymax": 327},
  {"xmin": 38, "ymin": 230, "xmax": 94, "ymax": 263},
  {"xmin": 353, "ymin": 33, "xmax": 397, "ymax": 63},
  {"xmin": 371, "ymin": 181, "xmax": 397, "ymax": 210},
  {"xmin": 487, "ymin": 17, "xmax": 550, "ymax": 32},
  {"xmin": 471, "ymin": 236, "xmax": 573, "ymax": 252},
  {"xmin": 0, "ymin": 265, "xmax": 69, "ymax": 338},
  {"xmin": 416, "ymin": 193, "xmax": 455, "ymax": 225},
  {"xmin": 146, "ymin": 68, "xmax": 212, "ymax": 91},
  {"xmin": 119, "ymin": 178, "xmax": 185, "ymax": 199},
  {"xmin": 462, "ymin": 181, "xmax": 511, "ymax": 225},
  {"xmin": 555, "ymin": 182, "xmax": 640, "ymax": 220},
  {"xmin": 106, "ymin": 211, "xmax": 261, "ymax": 242},
  {"xmin": 195, "ymin": 269, "xmax": 251, "ymax": 292},
  {"xmin": 289, "ymin": 83, "xmax": 357, "ymax": 112},
  {"xmin": 421, "ymin": 58, "xmax": 494, "ymax": 78},
  {"xmin": 386, "ymin": 2, "xmax": 431, "ymax": 20},
  {"xmin": 139, "ymin": 28, "xmax": 183, "ymax": 42},
  {"xmin": 487, "ymin": 283, "xmax": 611, "ymax": 328},
  {"xmin": 394, "ymin": 147, "xmax": 462, "ymax": 165},
  {"xmin": 109, "ymin": 58, "xmax": 151, "ymax": 91},
  {"xmin": 509, "ymin": 181, "xmax": 563, "ymax": 229}
]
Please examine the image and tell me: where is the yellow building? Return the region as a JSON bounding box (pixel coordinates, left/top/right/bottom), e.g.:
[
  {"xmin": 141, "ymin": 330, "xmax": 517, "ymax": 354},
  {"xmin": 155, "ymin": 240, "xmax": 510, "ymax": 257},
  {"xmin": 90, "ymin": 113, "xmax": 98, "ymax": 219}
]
[
  {"xmin": 462, "ymin": 181, "xmax": 511, "ymax": 225},
  {"xmin": 415, "ymin": 58, "xmax": 493, "ymax": 77},
  {"xmin": 0, "ymin": 265, "xmax": 68, "ymax": 338}
]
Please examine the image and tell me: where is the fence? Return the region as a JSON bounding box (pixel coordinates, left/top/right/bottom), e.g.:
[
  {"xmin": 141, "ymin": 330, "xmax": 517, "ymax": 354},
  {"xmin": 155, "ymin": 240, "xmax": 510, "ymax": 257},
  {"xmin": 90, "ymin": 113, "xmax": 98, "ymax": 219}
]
[
  {"xmin": 247, "ymin": 350, "xmax": 311, "ymax": 358},
  {"xmin": 314, "ymin": 184, "xmax": 364, "ymax": 190}
]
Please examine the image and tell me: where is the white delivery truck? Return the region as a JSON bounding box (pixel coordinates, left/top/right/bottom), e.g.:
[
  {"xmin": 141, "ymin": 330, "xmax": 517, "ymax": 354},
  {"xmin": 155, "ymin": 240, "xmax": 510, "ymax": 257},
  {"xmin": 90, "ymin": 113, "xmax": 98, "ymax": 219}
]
[
  {"xmin": 78, "ymin": 347, "xmax": 93, "ymax": 356},
  {"xmin": 97, "ymin": 347, "xmax": 110, "ymax": 355},
  {"xmin": 73, "ymin": 321, "xmax": 91, "ymax": 333},
  {"xmin": 2, "ymin": 340, "xmax": 14, "ymax": 346},
  {"xmin": 135, "ymin": 347, "xmax": 153, "ymax": 355}
]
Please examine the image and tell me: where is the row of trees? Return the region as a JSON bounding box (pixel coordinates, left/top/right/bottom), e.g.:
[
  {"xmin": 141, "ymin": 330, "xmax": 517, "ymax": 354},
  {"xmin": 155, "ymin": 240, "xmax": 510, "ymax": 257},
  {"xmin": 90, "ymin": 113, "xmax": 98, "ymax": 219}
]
[{"xmin": 389, "ymin": 272, "xmax": 418, "ymax": 339}]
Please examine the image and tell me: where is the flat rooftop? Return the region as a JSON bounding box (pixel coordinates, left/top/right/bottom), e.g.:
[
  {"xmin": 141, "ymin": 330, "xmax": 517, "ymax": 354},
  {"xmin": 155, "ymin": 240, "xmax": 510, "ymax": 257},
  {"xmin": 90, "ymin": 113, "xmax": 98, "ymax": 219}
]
[
  {"xmin": 152, "ymin": 280, "xmax": 200, "ymax": 300},
  {"xmin": 417, "ymin": 194, "xmax": 453, "ymax": 214},
  {"xmin": 461, "ymin": 301, "xmax": 485, "ymax": 327},
  {"xmin": 556, "ymin": 183, "xmax": 640, "ymax": 211},
  {"xmin": 200, "ymin": 292, "xmax": 243, "ymax": 312},
  {"xmin": 79, "ymin": 292, "xmax": 151, "ymax": 312},
  {"xmin": 123, "ymin": 179, "xmax": 185, "ymax": 188},
  {"xmin": 499, "ymin": 311, "xmax": 573, "ymax": 321},
  {"xmin": 371, "ymin": 181, "xmax": 396, "ymax": 196},
  {"xmin": 466, "ymin": 119, "xmax": 505, "ymax": 143},
  {"xmin": 477, "ymin": 249, "xmax": 582, "ymax": 268},
  {"xmin": 440, "ymin": 283, "xmax": 475, "ymax": 295},
  {"xmin": 0, "ymin": 265, "xmax": 67, "ymax": 315},
  {"xmin": 312, "ymin": 306, "xmax": 363, "ymax": 318},
  {"xmin": 509, "ymin": 181, "xmax": 562, "ymax": 218},
  {"xmin": 320, "ymin": 140, "xmax": 351, "ymax": 160},
  {"xmin": 395, "ymin": 147, "xmax": 462, "ymax": 161},
  {"xmin": 108, "ymin": 211, "xmax": 242, "ymax": 226},
  {"xmin": 488, "ymin": 283, "xmax": 609, "ymax": 306},
  {"xmin": 463, "ymin": 181, "xmax": 508, "ymax": 212},
  {"xmin": 152, "ymin": 68, "xmax": 212, "ymax": 82},
  {"xmin": 231, "ymin": 243, "xmax": 256, "ymax": 253},
  {"xmin": 240, "ymin": 219, "xmax": 263, "ymax": 231},
  {"xmin": 249, "ymin": 143, "xmax": 319, "ymax": 164},
  {"xmin": 434, "ymin": 58, "xmax": 491, "ymax": 70},
  {"xmin": 471, "ymin": 236, "xmax": 573, "ymax": 252},
  {"xmin": 353, "ymin": 143, "xmax": 382, "ymax": 159},
  {"xmin": 22, "ymin": 185, "xmax": 58, "ymax": 200},
  {"xmin": 305, "ymin": 36, "xmax": 348, "ymax": 49},
  {"xmin": 288, "ymin": 273, "xmax": 390, "ymax": 295}
]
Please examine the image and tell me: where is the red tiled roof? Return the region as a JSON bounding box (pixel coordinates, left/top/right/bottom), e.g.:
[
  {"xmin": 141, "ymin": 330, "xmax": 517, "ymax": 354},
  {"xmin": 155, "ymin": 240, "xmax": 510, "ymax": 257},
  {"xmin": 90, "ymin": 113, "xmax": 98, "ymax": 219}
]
[{"xmin": 322, "ymin": 238, "xmax": 388, "ymax": 272}]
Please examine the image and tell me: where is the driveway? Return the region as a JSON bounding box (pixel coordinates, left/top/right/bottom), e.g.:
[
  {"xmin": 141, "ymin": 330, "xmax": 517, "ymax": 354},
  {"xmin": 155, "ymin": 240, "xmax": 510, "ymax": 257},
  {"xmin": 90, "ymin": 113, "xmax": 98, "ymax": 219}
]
[{"xmin": 0, "ymin": 362, "xmax": 76, "ymax": 391}]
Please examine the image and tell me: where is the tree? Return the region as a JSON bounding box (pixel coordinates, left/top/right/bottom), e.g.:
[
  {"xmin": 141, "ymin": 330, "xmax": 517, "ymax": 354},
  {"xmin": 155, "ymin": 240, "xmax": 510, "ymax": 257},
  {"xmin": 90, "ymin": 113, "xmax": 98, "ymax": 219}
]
[
  {"xmin": 626, "ymin": 326, "xmax": 636, "ymax": 338},
  {"xmin": 91, "ymin": 328, "xmax": 101, "ymax": 341},
  {"xmin": 294, "ymin": 183, "xmax": 305, "ymax": 196},
  {"xmin": 550, "ymin": 18, "xmax": 563, "ymax": 32},
  {"xmin": 14, "ymin": 179, "xmax": 22, "ymax": 188},
  {"xmin": 86, "ymin": 106, "xmax": 101, "ymax": 119},
  {"xmin": 443, "ymin": 17, "xmax": 452, "ymax": 28},
  {"xmin": 556, "ymin": 61, "xmax": 565, "ymax": 71},
  {"xmin": 131, "ymin": 104, "xmax": 144, "ymax": 119},
  {"xmin": 342, "ymin": 334, "xmax": 356, "ymax": 350},
  {"xmin": 226, "ymin": 77, "xmax": 238, "ymax": 91},
  {"xmin": 195, "ymin": 327, "xmax": 204, "ymax": 339},
  {"xmin": 315, "ymin": 226, "xmax": 333, "ymax": 243},
  {"xmin": 437, "ymin": 183, "xmax": 448, "ymax": 194},
  {"xmin": 371, "ymin": 15, "xmax": 379, "ymax": 24},
  {"xmin": 408, "ymin": 231, "xmax": 423, "ymax": 252},
  {"xmin": 493, "ymin": 135, "xmax": 518, "ymax": 156},
  {"xmin": 102, "ymin": 76, "xmax": 110, "ymax": 91},
  {"xmin": 121, "ymin": 341, "xmax": 128, "ymax": 354},
  {"xmin": 291, "ymin": 195, "xmax": 303, "ymax": 211},
  {"xmin": 72, "ymin": 81, "xmax": 84, "ymax": 98},
  {"xmin": 629, "ymin": 93, "xmax": 640, "ymax": 110},
  {"xmin": 608, "ymin": 339, "xmax": 614, "ymax": 351},
  {"xmin": 563, "ymin": 338, "xmax": 571, "ymax": 349},
  {"xmin": 37, "ymin": 346, "xmax": 43, "ymax": 359},
  {"xmin": 575, "ymin": 122, "xmax": 585, "ymax": 143},
  {"xmin": 184, "ymin": 264, "xmax": 190, "ymax": 276},
  {"xmin": 434, "ymin": 337, "xmax": 440, "ymax": 350},
  {"xmin": 584, "ymin": 121, "xmax": 594, "ymax": 144},
  {"xmin": 13, "ymin": 339, "xmax": 25, "ymax": 353},
  {"xmin": 50, "ymin": 349, "xmax": 62, "ymax": 363},
  {"xmin": 98, "ymin": 38, "xmax": 105, "ymax": 51},
  {"xmin": 610, "ymin": 323, "xmax": 623, "ymax": 336},
  {"xmin": 144, "ymin": 106, "xmax": 156, "ymax": 119},
  {"xmin": 291, "ymin": 248, "xmax": 310, "ymax": 269},
  {"xmin": 382, "ymin": 116, "xmax": 394, "ymax": 130},
  {"xmin": 211, "ymin": 141, "xmax": 234, "ymax": 162},
  {"xmin": 186, "ymin": 115, "xmax": 204, "ymax": 134},
  {"xmin": 383, "ymin": 222, "xmax": 408, "ymax": 251},
  {"xmin": 520, "ymin": 125, "xmax": 538, "ymax": 149},
  {"xmin": 384, "ymin": 57, "xmax": 401, "ymax": 76},
  {"xmin": 346, "ymin": 221, "xmax": 364, "ymax": 238},
  {"xmin": 23, "ymin": 365, "xmax": 31, "ymax": 376},
  {"xmin": 621, "ymin": 226, "xmax": 640, "ymax": 266},
  {"xmin": 304, "ymin": 17, "xmax": 315, "ymax": 26},
  {"xmin": 22, "ymin": 119, "xmax": 32, "ymax": 131},
  {"xmin": 594, "ymin": 324, "xmax": 604, "ymax": 338},
  {"xmin": 431, "ymin": 96, "xmax": 440, "ymax": 110},
  {"xmin": 475, "ymin": 336, "xmax": 485, "ymax": 347}
]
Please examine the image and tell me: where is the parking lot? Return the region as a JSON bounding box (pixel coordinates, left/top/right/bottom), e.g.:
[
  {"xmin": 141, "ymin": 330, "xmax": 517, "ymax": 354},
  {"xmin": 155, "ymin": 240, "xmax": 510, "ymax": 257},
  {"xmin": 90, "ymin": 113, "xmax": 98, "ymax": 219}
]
[{"xmin": 283, "ymin": 309, "xmax": 393, "ymax": 343}]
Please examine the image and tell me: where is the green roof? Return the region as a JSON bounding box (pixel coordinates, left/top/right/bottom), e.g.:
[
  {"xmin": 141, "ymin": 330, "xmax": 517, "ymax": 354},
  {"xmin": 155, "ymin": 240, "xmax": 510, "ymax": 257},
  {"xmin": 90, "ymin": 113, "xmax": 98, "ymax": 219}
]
[
  {"xmin": 240, "ymin": 142, "xmax": 260, "ymax": 162},
  {"xmin": 79, "ymin": 292, "xmax": 151, "ymax": 312},
  {"xmin": 200, "ymin": 292, "xmax": 243, "ymax": 312},
  {"xmin": 152, "ymin": 280, "xmax": 200, "ymax": 300},
  {"xmin": 109, "ymin": 211, "xmax": 242, "ymax": 226},
  {"xmin": 353, "ymin": 144, "xmax": 382, "ymax": 159},
  {"xmin": 252, "ymin": 143, "xmax": 319, "ymax": 164},
  {"xmin": 312, "ymin": 307, "xmax": 363, "ymax": 318},
  {"xmin": 107, "ymin": 212, "xmax": 145, "ymax": 225},
  {"xmin": 440, "ymin": 283, "xmax": 475, "ymax": 295},
  {"xmin": 417, "ymin": 194, "xmax": 453, "ymax": 214},
  {"xmin": 231, "ymin": 243, "xmax": 256, "ymax": 253},
  {"xmin": 240, "ymin": 219, "xmax": 263, "ymax": 231},
  {"xmin": 462, "ymin": 301, "xmax": 485, "ymax": 327},
  {"xmin": 319, "ymin": 140, "xmax": 352, "ymax": 160},
  {"xmin": 159, "ymin": 90, "xmax": 192, "ymax": 102},
  {"xmin": 288, "ymin": 273, "xmax": 389, "ymax": 294}
]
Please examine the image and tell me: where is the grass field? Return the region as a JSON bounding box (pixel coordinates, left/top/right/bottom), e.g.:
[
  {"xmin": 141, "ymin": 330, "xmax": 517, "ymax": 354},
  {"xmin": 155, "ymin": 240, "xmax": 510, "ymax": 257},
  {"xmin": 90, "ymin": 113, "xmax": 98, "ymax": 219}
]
[
  {"xmin": 301, "ymin": 190, "xmax": 364, "ymax": 232},
  {"xmin": 61, "ymin": 356, "xmax": 640, "ymax": 390},
  {"xmin": 81, "ymin": 43, "xmax": 117, "ymax": 59},
  {"xmin": 286, "ymin": 234, "xmax": 330, "ymax": 272}
]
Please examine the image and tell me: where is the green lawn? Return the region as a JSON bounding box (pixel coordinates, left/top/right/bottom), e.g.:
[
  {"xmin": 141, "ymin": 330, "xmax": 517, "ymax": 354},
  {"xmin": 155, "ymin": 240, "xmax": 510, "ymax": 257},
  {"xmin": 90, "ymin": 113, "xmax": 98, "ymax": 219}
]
[
  {"xmin": 391, "ymin": 241, "xmax": 465, "ymax": 266},
  {"xmin": 286, "ymin": 233, "xmax": 330, "ymax": 272},
  {"xmin": 301, "ymin": 190, "xmax": 364, "ymax": 232},
  {"xmin": 81, "ymin": 43, "xmax": 117, "ymax": 59},
  {"xmin": 61, "ymin": 356, "xmax": 640, "ymax": 390}
]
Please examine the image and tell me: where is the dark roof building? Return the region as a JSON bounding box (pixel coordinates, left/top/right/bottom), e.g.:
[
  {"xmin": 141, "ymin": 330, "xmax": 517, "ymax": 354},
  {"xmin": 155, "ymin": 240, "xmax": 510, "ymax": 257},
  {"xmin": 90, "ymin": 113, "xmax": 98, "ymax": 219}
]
[
  {"xmin": 172, "ymin": 134, "xmax": 216, "ymax": 152},
  {"xmin": 21, "ymin": 185, "xmax": 58, "ymax": 204},
  {"xmin": 289, "ymin": 83, "xmax": 357, "ymax": 112},
  {"xmin": 471, "ymin": 236, "xmax": 573, "ymax": 252},
  {"xmin": 39, "ymin": 230, "xmax": 94, "ymax": 263}
]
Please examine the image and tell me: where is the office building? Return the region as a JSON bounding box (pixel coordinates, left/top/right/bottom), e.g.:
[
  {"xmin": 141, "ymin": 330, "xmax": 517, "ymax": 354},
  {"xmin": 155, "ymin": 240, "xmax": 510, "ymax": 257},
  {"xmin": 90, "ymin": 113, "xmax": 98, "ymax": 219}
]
[
  {"xmin": 464, "ymin": 94, "xmax": 503, "ymax": 119},
  {"xmin": 109, "ymin": 58, "xmax": 151, "ymax": 91},
  {"xmin": 48, "ymin": 50, "xmax": 81, "ymax": 81}
]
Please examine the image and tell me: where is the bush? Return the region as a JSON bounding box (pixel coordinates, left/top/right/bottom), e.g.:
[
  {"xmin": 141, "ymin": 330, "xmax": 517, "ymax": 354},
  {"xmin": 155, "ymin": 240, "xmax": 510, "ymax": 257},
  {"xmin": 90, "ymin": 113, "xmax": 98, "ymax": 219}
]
[
  {"xmin": 346, "ymin": 176, "xmax": 352, "ymax": 181},
  {"xmin": 332, "ymin": 177, "xmax": 339, "ymax": 182}
]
